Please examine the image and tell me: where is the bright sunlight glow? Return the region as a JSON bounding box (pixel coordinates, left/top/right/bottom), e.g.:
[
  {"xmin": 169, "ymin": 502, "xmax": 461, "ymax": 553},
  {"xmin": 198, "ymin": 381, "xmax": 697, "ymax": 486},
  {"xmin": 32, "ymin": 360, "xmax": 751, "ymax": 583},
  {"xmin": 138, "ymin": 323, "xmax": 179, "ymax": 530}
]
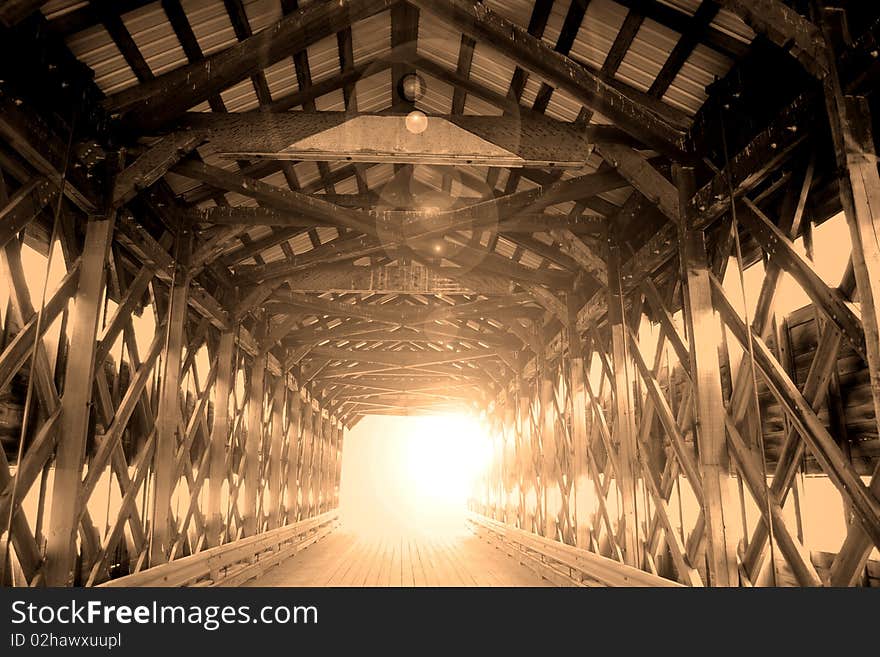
[{"xmin": 339, "ymin": 414, "xmax": 492, "ymax": 538}]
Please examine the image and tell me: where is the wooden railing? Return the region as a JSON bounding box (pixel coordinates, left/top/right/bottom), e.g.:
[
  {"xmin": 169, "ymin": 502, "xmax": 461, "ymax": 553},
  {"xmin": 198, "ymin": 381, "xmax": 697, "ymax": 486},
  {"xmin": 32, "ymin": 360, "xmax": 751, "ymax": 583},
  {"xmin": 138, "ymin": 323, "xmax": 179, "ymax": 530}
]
[
  {"xmin": 468, "ymin": 513, "xmax": 683, "ymax": 587},
  {"xmin": 99, "ymin": 512, "xmax": 339, "ymax": 587}
]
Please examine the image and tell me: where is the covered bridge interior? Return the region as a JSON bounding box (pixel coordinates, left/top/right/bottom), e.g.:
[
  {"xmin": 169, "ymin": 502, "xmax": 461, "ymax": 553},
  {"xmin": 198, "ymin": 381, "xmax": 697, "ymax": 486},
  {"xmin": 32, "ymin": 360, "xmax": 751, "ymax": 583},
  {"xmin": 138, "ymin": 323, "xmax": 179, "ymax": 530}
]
[{"xmin": 0, "ymin": 0, "xmax": 879, "ymax": 587}]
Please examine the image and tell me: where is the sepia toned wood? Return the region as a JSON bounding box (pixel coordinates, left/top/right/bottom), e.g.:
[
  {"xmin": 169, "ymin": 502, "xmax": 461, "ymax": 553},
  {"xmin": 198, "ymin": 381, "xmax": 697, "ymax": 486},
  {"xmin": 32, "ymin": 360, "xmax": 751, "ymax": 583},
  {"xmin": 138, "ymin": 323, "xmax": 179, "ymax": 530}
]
[
  {"xmin": 0, "ymin": 0, "xmax": 878, "ymax": 590},
  {"xmin": 676, "ymin": 165, "xmax": 739, "ymax": 587},
  {"xmin": 46, "ymin": 215, "xmax": 115, "ymax": 586}
]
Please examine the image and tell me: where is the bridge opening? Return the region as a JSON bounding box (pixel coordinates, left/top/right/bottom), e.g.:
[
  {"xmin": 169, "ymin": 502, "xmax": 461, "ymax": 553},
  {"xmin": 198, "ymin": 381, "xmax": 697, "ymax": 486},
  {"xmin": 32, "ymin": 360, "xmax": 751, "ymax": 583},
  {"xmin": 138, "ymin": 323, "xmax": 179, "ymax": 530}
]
[{"xmin": 339, "ymin": 415, "xmax": 490, "ymax": 538}]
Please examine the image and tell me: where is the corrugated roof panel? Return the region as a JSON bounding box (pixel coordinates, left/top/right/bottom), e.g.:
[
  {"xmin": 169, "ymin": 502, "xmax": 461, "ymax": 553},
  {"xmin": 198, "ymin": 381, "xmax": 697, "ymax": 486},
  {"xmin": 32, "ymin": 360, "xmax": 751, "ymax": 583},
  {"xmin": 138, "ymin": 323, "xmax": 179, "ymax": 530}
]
[
  {"xmin": 663, "ymin": 43, "xmax": 731, "ymax": 115},
  {"xmin": 122, "ymin": 4, "xmax": 188, "ymax": 78},
  {"xmin": 657, "ymin": 0, "xmax": 699, "ymax": 16},
  {"xmin": 351, "ymin": 10, "xmax": 392, "ymax": 65},
  {"xmin": 469, "ymin": 44, "xmax": 518, "ymax": 98},
  {"xmin": 190, "ymin": 100, "xmax": 212, "ymax": 112},
  {"xmin": 495, "ymin": 236, "xmax": 516, "ymax": 258},
  {"xmin": 220, "ymin": 77, "xmax": 261, "ymax": 111},
  {"xmin": 261, "ymin": 244, "xmax": 287, "ymax": 263},
  {"xmin": 66, "ymin": 26, "xmax": 138, "ymax": 95},
  {"xmin": 294, "ymin": 161, "xmax": 323, "ymax": 187},
  {"xmin": 243, "ymin": 0, "xmax": 282, "ymax": 33},
  {"xmin": 365, "ymin": 163, "xmax": 395, "ymax": 189},
  {"xmin": 314, "ymin": 88, "xmax": 346, "ymax": 111},
  {"xmin": 485, "ymin": 0, "xmax": 532, "ymax": 25},
  {"xmin": 355, "ymin": 69, "xmax": 392, "ymax": 112},
  {"xmin": 464, "ymin": 93, "xmax": 503, "ymax": 116},
  {"xmin": 711, "ymin": 8, "xmax": 756, "ymax": 43},
  {"xmin": 617, "ymin": 18, "xmax": 679, "ymax": 93},
  {"xmin": 519, "ymin": 250, "xmax": 542, "ymax": 269},
  {"xmin": 306, "ymin": 34, "xmax": 342, "ymax": 83},
  {"xmin": 334, "ymin": 177, "xmax": 360, "ymax": 195},
  {"xmin": 182, "ymin": 0, "xmax": 238, "ymax": 56},
  {"xmin": 571, "ymin": 0, "xmax": 628, "ymax": 69},
  {"xmin": 545, "ymin": 87, "xmax": 582, "ymax": 121},
  {"xmin": 517, "ymin": 74, "xmax": 543, "ymax": 109},
  {"xmin": 290, "ymin": 232, "xmax": 315, "ymax": 255},
  {"xmin": 263, "ymin": 58, "xmax": 299, "ymax": 99},
  {"xmin": 41, "ymin": 0, "xmax": 88, "ymax": 19},
  {"xmin": 260, "ymin": 170, "xmax": 288, "ymax": 188},
  {"xmin": 413, "ymin": 166, "xmax": 443, "ymax": 190},
  {"xmin": 541, "ymin": 0, "xmax": 572, "ymax": 47},
  {"xmin": 416, "ymin": 10, "xmax": 460, "ymax": 69},
  {"xmin": 316, "ymin": 227, "xmax": 339, "ymax": 244},
  {"xmin": 415, "ymin": 72, "xmax": 453, "ymax": 114}
]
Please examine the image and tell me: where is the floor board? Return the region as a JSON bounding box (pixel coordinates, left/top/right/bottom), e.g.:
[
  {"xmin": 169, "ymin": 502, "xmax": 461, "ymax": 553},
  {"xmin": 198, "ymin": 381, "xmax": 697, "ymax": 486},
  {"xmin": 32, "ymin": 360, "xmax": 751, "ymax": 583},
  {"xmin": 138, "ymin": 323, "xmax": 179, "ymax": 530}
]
[{"xmin": 244, "ymin": 526, "xmax": 551, "ymax": 587}]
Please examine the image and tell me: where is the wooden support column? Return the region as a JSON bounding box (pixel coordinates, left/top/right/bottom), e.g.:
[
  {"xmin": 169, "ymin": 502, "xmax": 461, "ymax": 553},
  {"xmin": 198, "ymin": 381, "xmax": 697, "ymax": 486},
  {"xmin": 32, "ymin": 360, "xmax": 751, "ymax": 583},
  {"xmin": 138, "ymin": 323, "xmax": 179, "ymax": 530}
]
[
  {"xmin": 312, "ymin": 411, "xmax": 325, "ymax": 514},
  {"xmin": 503, "ymin": 393, "xmax": 517, "ymax": 525},
  {"xmin": 284, "ymin": 390, "xmax": 302, "ymax": 523},
  {"xmin": 242, "ymin": 349, "xmax": 266, "ymax": 537},
  {"xmin": 676, "ymin": 164, "xmax": 739, "ymax": 587},
  {"xmin": 150, "ymin": 228, "xmax": 192, "ymax": 565},
  {"xmin": 820, "ymin": 7, "xmax": 880, "ymax": 585},
  {"xmin": 334, "ymin": 422, "xmax": 344, "ymax": 508},
  {"xmin": 539, "ymin": 361, "xmax": 557, "ymax": 539},
  {"xmin": 517, "ymin": 379, "xmax": 533, "ymax": 532},
  {"xmin": 300, "ymin": 401, "xmax": 315, "ymax": 518},
  {"xmin": 206, "ymin": 328, "xmax": 235, "ymax": 547},
  {"xmin": 45, "ymin": 215, "xmax": 115, "ymax": 586},
  {"xmin": 267, "ymin": 375, "xmax": 286, "ymax": 529},
  {"xmin": 607, "ymin": 236, "xmax": 640, "ymax": 567},
  {"xmin": 568, "ymin": 295, "xmax": 592, "ymax": 549}
]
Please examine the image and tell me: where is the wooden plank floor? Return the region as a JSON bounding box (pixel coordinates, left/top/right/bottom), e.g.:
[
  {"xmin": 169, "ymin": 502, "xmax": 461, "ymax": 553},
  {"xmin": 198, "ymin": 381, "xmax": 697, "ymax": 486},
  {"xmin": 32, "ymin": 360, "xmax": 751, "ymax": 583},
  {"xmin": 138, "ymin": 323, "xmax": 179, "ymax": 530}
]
[{"xmin": 244, "ymin": 528, "xmax": 551, "ymax": 587}]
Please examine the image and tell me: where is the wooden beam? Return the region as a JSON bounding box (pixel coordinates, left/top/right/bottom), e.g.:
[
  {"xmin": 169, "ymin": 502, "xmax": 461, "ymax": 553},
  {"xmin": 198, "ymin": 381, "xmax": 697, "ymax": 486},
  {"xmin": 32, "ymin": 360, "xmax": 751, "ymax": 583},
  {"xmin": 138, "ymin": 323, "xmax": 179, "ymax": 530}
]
[
  {"xmin": 267, "ymin": 375, "xmax": 286, "ymax": 529},
  {"xmin": 595, "ymin": 143, "xmax": 679, "ymax": 222},
  {"xmin": 714, "ymin": 0, "xmax": 829, "ymax": 78},
  {"xmin": 820, "ymin": 8, "xmax": 880, "ymax": 584},
  {"xmin": 568, "ymin": 295, "xmax": 591, "ymax": 549},
  {"xmin": 408, "ymin": 0, "xmax": 688, "ymax": 157},
  {"xmin": 151, "ymin": 230, "xmax": 191, "ymax": 565},
  {"xmin": 104, "ymin": 0, "xmax": 396, "ymax": 129},
  {"xmin": 607, "ymin": 236, "xmax": 640, "ymax": 567},
  {"xmin": 243, "ymin": 348, "xmax": 266, "ymax": 536},
  {"xmin": 676, "ymin": 165, "xmax": 738, "ymax": 587},
  {"xmin": 45, "ymin": 215, "xmax": 115, "ymax": 585},
  {"xmin": 206, "ymin": 329, "xmax": 234, "ymax": 547},
  {"xmin": 0, "ymin": 1, "xmax": 45, "ymax": 27},
  {"xmin": 278, "ymin": 262, "xmax": 512, "ymax": 295}
]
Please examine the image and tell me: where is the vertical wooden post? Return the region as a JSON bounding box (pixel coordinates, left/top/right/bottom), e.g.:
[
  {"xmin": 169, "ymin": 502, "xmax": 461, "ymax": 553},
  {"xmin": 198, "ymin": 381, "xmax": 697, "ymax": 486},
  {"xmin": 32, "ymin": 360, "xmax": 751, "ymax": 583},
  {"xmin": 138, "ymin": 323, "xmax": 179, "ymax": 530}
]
[
  {"xmin": 300, "ymin": 400, "xmax": 314, "ymax": 517},
  {"xmin": 334, "ymin": 422, "xmax": 344, "ymax": 508},
  {"xmin": 503, "ymin": 393, "xmax": 516, "ymax": 525},
  {"xmin": 242, "ymin": 349, "xmax": 266, "ymax": 537},
  {"xmin": 319, "ymin": 414, "xmax": 331, "ymax": 514},
  {"xmin": 285, "ymin": 389, "xmax": 302, "ymax": 523},
  {"xmin": 150, "ymin": 228, "xmax": 191, "ymax": 565},
  {"xmin": 267, "ymin": 375, "xmax": 286, "ymax": 529},
  {"xmin": 540, "ymin": 363, "xmax": 557, "ymax": 539},
  {"xmin": 326, "ymin": 419, "xmax": 338, "ymax": 510},
  {"xmin": 676, "ymin": 164, "xmax": 739, "ymax": 586},
  {"xmin": 607, "ymin": 236, "xmax": 640, "ymax": 567},
  {"xmin": 206, "ymin": 328, "xmax": 234, "ymax": 547},
  {"xmin": 45, "ymin": 215, "xmax": 115, "ymax": 586},
  {"xmin": 568, "ymin": 295, "xmax": 592, "ymax": 549},
  {"xmin": 312, "ymin": 411, "xmax": 325, "ymax": 514},
  {"xmin": 819, "ymin": 7, "xmax": 880, "ymax": 585},
  {"xmin": 517, "ymin": 379, "xmax": 532, "ymax": 531}
]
